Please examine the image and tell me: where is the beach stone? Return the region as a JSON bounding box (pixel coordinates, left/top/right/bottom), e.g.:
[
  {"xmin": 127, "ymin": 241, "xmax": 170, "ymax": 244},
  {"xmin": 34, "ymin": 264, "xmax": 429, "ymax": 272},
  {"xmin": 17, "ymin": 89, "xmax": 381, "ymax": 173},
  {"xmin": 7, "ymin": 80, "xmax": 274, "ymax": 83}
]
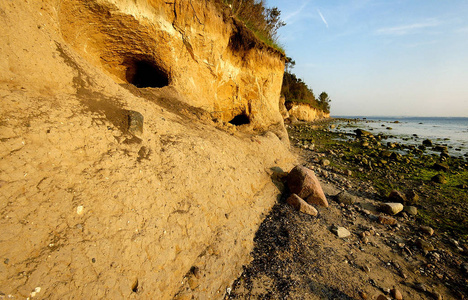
[
  {"xmin": 404, "ymin": 206, "xmax": 418, "ymax": 216},
  {"xmin": 391, "ymin": 288, "xmax": 403, "ymax": 300},
  {"xmin": 432, "ymin": 162, "xmax": 449, "ymax": 172},
  {"xmin": 416, "ymin": 238, "xmax": 435, "ymax": 252},
  {"xmin": 320, "ymin": 159, "xmax": 330, "ymax": 167},
  {"xmin": 381, "ymin": 203, "xmax": 404, "ymax": 215},
  {"xmin": 355, "ymin": 129, "xmax": 373, "ymax": 138},
  {"xmin": 420, "ymin": 226, "xmax": 434, "ymax": 236},
  {"xmin": 287, "ymin": 166, "xmax": 325, "ymax": 201},
  {"xmin": 433, "ymin": 145, "xmax": 448, "ymax": 152},
  {"xmin": 378, "ymin": 215, "xmax": 397, "ymax": 225},
  {"xmin": 388, "ymin": 190, "xmax": 407, "ymax": 203},
  {"xmin": 431, "ymin": 174, "xmax": 447, "ymax": 184},
  {"xmin": 376, "ymin": 295, "xmax": 390, "ymax": 300},
  {"xmin": 286, "ymin": 194, "xmax": 318, "ymax": 217},
  {"xmin": 331, "ymin": 225, "xmax": 351, "ymax": 238},
  {"xmin": 423, "ymin": 139, "xmax": 433, "ymax": 147},
  {"xmin": 405, "ymin": 190, "xmax": 419, "ymax": 204},
  {"xmin": 336, "ymin": 191, "xmax": 356, "ymax": 205}
]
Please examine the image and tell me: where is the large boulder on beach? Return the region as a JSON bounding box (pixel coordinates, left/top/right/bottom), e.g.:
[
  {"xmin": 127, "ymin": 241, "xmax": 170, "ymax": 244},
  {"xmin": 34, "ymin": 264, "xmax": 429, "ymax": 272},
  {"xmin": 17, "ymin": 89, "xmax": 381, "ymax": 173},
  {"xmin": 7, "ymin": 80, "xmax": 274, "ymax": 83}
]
[{"xmin": 287, "ymin": 166, "xmax": 328, "ymax": 207}]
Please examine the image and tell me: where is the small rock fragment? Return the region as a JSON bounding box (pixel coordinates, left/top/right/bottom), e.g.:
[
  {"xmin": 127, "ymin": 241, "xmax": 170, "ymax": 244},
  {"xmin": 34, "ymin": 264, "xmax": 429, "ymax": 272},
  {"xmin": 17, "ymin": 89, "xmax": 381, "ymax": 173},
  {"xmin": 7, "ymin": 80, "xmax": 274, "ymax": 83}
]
[
  {"xmin": 378, "ymin": 215, "xmax": 397, "ymax": 225},
  {"xmin": 76, "ymin": 205, "xmax": 84, "ymax": 215},
  {"xmin": 286, "ymin": 194, "xmax": 318, "ymax": 217},
  {"xmin": 127, "ymin": 110, "xmax": 144, "ymax": 136},
  {"xmin": 431, "ymin": 174, "xmax": 446, "ymax": 184}
]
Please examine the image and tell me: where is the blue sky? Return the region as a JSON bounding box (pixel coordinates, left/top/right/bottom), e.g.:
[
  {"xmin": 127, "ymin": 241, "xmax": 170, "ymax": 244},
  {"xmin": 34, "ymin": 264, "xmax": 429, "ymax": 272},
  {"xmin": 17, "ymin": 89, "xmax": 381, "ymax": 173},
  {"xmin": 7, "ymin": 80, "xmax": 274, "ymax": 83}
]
[{"xmin": 267, "ymin": 0, "xmax": 468, "ymax": 117}]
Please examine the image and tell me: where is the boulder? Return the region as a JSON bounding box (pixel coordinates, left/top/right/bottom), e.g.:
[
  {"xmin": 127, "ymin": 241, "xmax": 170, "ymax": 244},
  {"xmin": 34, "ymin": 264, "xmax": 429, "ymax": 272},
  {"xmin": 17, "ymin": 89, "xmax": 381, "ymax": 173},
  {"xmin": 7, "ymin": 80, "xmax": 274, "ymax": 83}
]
[
  {"xmin": 388, "ymin": 190, "xmax": 407, "ymax": 203},
  {"xmin": 381, "ymin": 203, "xmax": 404, "ymax": 215},
  {"xmin": 287, "ymin": 166, "xmax": 328, "ymax": 207},
  {"xmin": 286, "ymin": 194, "xmax": 318, "ymax": 217}
]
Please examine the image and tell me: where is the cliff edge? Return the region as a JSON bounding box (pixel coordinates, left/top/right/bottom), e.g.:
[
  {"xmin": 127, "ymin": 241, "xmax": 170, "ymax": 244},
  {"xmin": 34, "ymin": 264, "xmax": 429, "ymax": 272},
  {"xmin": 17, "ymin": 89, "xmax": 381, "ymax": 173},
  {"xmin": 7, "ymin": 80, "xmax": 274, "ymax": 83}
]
[{"xmin": 0, "ymin": 1, "xmax": 295, "ymax": 299}]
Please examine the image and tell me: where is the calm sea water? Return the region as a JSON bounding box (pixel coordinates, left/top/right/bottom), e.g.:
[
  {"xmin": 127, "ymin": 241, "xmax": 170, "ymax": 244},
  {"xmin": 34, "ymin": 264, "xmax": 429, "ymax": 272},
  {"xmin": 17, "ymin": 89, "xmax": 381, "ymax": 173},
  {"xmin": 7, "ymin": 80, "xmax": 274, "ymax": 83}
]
[{"xmin": 332, "ymin": 116, "xmax": 468, "ymax": 157}]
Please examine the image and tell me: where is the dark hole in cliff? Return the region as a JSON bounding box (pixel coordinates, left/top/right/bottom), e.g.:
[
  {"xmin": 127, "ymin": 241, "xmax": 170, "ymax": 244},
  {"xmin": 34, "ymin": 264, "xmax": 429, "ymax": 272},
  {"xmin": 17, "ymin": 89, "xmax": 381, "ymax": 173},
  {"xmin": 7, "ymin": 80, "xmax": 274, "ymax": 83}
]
[
  {"xmin": 126, "ymin": 60, "xmax": 169, "ymax": 88},
  {"xmin": 131, "ymin": 279, "xmax": 139, "ymax": 293},
  {"xmin": 229, "ymin": 113, "xmax": 250, "ymax": 126}
]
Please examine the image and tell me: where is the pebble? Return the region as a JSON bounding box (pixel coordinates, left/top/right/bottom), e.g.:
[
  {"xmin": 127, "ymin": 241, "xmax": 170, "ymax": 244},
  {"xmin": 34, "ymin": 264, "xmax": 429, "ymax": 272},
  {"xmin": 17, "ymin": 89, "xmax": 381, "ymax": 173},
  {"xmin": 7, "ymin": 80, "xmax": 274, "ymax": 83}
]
[
  {"xmin": 376, "ymin": 295, "xmax": 390, "ymax": 300},
  {"xmin": 336, "ymin": 191, "xmax": 356, "ymax": 205},
  {"xmin": 286, "ymin": 194, "xmax": 318, "ymax": 217},
  {"xmin": 76, "ymin": 205, "xmax": 84, "ymax": 215},
  {"xmin": 414, "ymin": 282, "xmax": 427, "ymax": 292},
  {"xmin": 420, "ymin": 226, "xmax": 434, "ymax": 236},
  {"xmin": 378, "ymin": 215, "xmax": 397, "ymax": 225},
  {"xmin": 391, "ymin": 288, "xmax": 403, "ymax": 300},
  {"xmin": 381, "ymin": 203, "xmax": 404, "ymax": 215}
]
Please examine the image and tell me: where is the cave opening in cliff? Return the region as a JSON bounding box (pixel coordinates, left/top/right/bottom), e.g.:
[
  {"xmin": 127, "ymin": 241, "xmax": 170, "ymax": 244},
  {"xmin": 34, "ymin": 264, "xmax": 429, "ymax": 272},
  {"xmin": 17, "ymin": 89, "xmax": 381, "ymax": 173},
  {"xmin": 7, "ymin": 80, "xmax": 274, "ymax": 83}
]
[
  {"xmin": 125, "ymin": 60, "xmax": 169, "ymax": 88},
  {"xmin": 229, "ymin": 112, "xmax": 250, "ymax": 126}
]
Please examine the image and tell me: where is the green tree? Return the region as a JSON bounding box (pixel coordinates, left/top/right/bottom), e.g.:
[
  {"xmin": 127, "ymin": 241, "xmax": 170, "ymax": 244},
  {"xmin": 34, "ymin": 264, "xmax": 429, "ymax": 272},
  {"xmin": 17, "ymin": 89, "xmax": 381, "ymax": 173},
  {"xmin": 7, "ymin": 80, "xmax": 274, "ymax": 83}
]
[{"xmin": 317, "ymin": 92, "xmax": 331, "ymax": 113}]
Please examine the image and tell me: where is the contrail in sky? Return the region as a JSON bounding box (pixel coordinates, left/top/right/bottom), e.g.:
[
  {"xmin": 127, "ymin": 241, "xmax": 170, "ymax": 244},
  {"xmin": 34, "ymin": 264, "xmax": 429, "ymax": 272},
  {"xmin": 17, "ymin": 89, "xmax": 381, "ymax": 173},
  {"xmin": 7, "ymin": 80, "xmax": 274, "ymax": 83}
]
[{"xmin": 317, "ymin": 9, "xmax": 328, "ymax": 28}]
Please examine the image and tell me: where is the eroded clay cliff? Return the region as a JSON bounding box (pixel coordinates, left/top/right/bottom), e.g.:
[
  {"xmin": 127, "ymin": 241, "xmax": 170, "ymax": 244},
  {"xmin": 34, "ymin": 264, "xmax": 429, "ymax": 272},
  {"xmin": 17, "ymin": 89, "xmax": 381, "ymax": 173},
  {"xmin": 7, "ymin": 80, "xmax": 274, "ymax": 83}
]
[
  {"xmin": 0, "ymin": 0, "xmax": 294, "ymax": 299},
  {"xmin": 287, "ymin": 102, "xmax": 330, "ymax": 122}
]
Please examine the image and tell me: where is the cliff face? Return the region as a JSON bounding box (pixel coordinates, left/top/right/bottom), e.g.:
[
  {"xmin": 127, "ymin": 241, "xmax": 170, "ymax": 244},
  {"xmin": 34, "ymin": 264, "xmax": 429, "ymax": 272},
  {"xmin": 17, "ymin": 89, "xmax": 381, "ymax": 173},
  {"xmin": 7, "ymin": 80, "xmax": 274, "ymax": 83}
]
[
  {"xmin": 58, "ymin": 0, "xmax": 286, "ymax": 130},
  {"xmin": 287, "ymin": 102, "xmax": 330, "ymax": 122},
  {"xmin": 0, "ymin": 1, "xmax": 295, "ymax": 299}
]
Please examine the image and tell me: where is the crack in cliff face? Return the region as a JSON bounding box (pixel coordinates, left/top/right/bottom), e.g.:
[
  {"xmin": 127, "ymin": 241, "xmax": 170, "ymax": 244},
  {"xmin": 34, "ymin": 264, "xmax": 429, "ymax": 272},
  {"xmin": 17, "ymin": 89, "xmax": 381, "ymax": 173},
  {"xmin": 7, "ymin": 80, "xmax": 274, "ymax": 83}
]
[{"xmin": 171, "ymin": 0, "xmax": 198, "ymax": 62}]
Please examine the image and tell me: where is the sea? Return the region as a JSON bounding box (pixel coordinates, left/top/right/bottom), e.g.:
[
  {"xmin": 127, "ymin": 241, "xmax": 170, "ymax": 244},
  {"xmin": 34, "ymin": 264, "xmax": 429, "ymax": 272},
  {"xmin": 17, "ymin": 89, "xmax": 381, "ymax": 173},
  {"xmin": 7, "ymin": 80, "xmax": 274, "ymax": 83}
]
[{"xmin": 331, "ymin": 116, "xmax": 468, "ymax": 158}]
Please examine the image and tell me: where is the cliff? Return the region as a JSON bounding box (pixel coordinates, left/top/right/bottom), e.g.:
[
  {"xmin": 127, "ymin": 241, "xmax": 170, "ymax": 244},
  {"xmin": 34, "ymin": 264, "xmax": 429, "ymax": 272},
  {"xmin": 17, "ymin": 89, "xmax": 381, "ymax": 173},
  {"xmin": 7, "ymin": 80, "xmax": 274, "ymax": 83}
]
[
  {"xmin": 0, "ymin": 1, "xmax": 295, "ymax": 299},
  {"xmin": 286, "ymin": 102, "xmax": 330, "ymax": 122}
]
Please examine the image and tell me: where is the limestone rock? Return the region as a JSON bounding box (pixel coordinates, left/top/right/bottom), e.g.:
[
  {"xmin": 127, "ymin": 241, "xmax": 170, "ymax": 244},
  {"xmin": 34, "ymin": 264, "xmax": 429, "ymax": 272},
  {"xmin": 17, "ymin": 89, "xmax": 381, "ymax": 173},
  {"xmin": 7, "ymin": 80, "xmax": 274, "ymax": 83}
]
[
  {"xmin": 286, "ymin": 194, "xmax": 318, "ymax": 217},
  {"xmin": 378, "ymin": 215, "xmax": 397, "ymax": 225},
  {"xmin": 331, "ymin": 225, "xmax": 351, "ymax": 238},
  {"xmin": 287, "ymin": 166, "xmax": 328, "ymax": 207},
  {"xmin": 381, "ymin": 203, "xmax": 404, "ymax": 215},
  {"xmin": 335, "ymin": 191, "xmax": 356, "ymax": 205}
]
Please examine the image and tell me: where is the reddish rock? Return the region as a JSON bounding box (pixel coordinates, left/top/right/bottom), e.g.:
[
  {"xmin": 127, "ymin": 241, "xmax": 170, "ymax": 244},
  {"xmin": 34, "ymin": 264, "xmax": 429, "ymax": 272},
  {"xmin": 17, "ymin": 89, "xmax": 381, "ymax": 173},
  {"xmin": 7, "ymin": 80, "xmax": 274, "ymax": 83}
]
[
  {"xmin": 378, "ymin": 215, "xmax": 397, "ymax": 225},
  {"xmin": 287, "ymin": 166, "xmax": 328, "ymax": 207},
  {"xmin": 286, "ymin": 194, "xmax": 318, "ymax": 217}
]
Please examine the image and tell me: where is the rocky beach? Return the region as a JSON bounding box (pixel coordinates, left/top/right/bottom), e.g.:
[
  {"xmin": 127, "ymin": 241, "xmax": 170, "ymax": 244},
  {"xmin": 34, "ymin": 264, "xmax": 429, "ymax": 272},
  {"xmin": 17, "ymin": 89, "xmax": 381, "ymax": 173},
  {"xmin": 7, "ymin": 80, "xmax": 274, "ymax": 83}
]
[{"xmin": 228, "ymin": 119, "xmax": 468, "ymax": 299}]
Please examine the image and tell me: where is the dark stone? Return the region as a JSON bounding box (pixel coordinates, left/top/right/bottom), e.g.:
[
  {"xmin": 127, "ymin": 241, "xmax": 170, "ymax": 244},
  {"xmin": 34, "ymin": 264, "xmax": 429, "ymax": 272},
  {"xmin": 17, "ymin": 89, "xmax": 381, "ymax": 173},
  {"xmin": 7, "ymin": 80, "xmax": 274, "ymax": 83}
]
[
  {"xmin": 431, "ymin": 174, "xmax": 447, "ymax": 184},
  {"xmin": 432, "ymin": 162, "xmax": 449, "ymax": 172},
  {"xmin": 388, "ymin": 190, "xmax": 407, "ymax": 203},
  {"xmin": 422, "ymin": 139, "xmax": 433, "ymax": 147},
  {"xmin": 355, "ymin": 129, "xmax": 373, "ymax": 138},
  {"xmin": 127, "ymin": 110, "xmax": 144, "ymax": 136}
]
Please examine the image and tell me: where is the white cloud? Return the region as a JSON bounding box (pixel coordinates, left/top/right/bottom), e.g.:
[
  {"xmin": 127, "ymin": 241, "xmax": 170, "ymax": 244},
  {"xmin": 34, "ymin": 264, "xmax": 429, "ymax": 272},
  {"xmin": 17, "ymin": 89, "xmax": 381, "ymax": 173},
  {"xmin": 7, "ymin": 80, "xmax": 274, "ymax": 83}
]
[
  {"xmin": 317, "ymin": 9, "xmax": 328, "ymax": 28},
  {"xmin": 283, "ymin": 1, "xmax": 309, "ymax": 23},
  {"xmin": 376, "ymin": 20, "xmax": 440, "ymax": 35}
]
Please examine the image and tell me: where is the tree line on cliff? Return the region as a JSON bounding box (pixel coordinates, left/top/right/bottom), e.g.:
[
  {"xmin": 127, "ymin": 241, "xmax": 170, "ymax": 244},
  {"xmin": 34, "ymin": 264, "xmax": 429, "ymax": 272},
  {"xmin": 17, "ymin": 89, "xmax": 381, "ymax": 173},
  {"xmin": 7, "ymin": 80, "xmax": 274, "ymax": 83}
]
[
  {"xmin": 223, "ymin": 0, "xmax": 331, "ymax": 114},
  {"xmin": 282, "ymin": 58, "xmax": 331, "ymax": 114}
]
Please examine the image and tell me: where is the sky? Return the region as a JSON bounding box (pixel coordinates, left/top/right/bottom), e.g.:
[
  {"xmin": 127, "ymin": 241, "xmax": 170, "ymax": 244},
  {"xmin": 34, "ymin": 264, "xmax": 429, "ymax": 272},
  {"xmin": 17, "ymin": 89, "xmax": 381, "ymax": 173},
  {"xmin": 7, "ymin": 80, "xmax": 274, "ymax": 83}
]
[{"xmin": 266, "ymin": 0, "xmax": 468, "ymax": 117}]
